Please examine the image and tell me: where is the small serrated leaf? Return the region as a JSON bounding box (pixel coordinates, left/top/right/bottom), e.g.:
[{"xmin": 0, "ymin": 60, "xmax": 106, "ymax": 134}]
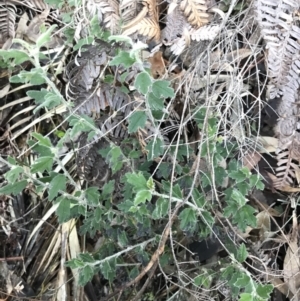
[
  {"xmin": 0, "ymin": 180, "xmax": 27, "ymax": 196},
  {"xmin": 128, "ymin": 111, "xmax": 147, "ymax": 133},
  {"xmin": 4, "ymin": 166, "xmax": 23, "ymax": 184},
  {"xmin": 126, "ymin": 172, "xmax": 148, "ymax": 191},
  {"xmin": 102, "ymin": 180, "xmax": 115, "ymax": 198},
  {"xmin": 31, "ymin": 132, "xmax": 53, "ymax": 148},
  {"xmin": 234, "ymin": 273, "xmax": 250, "ymax": 288},
  {"xmin": 56, "ymin": 197, "xmax": 71, "ymax": 223},
  {"xmin": 36, "ymin": 25, "xmax": 57, "ymax": 48},
  {"xmin": 152, "ymin": 197, "xmax": 168, "ymax": 219},
  {"xmin": 179, "ymin": 208, "xmax": 197, "ymax": 232},
  {"xmin": 256, "ymin": 284, "xmax": 273, "ymax": 299},
  {"xmin": 152, "ymin": 80, "xmax": 175, "ymax": 99},
  {"xmin": 101, "ymin": 259, "xmax": 116, "ymax": 282},
  {"xmin": 146, "ymin": 138, "xmax": 164, "ymax": 160},
  {"xmin": 79, "ymin": 253, "xmax": 95, "ymax": 263},
  {"xmin": 85, "ymin": 187, "xmax": 100, "ymax": 206},
  {"xmin": 31, "ymin": 156, "xmax": 54, "ymax": 173},
  {"xmin": 109, "ymin": 51, "xmax": 135, "ymax": 67},
  {"xmin": 134, "ymin": 190, "xmax": 152, "ymax": 205},
  {"xmin": 79, "ymin": 265, "xmax": 94, "ymax": 286},
  {"xmin": 48, "ymin": 174, "xmax": 66, "ymax": 201},
  {"xmin": 134, "ymin": 72, "xmax": 152, "ymax": 94},
  {"xmin": 147, "ymin": 92, "xmax": 164, "ymax": 110},
  {"xmin": 236, "ymin": 243, "xmax": 248, "ymax": 263}
]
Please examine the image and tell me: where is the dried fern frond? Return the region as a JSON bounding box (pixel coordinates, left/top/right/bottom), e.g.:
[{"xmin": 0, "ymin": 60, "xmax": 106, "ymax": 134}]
[
  {"xmin": 255, "ymin": 0, "xmax": 300, "ymax": 154},
  {"xmin": 274, "ymin": 149, "xmax": 300, "ymax": 189},
  {"xmin": 180, "ymin": 0, "xmax": 210, "ymax": 28},
  {"xmin": 121, "ymin": 0, "xmax": 160, "ymax": 40},
  {"xmin": 120, "ymin": 0, "xmax": 143, "ymax": 25},
  {"xmin": 161, "ymin": 5, "xmax": 190, "ymax": 44},
  {"xmin": 0, "ymin": 2, "xmax": 16, "ymax": 47},
  {"xmin": 190, "ymin": 24, "xmax": 220, "ymax": 41},
  {"xmin": 123, "ymin": 17, "xmax": 160, "ymax": 40},
  {"xmin": 86, "ymin": 0, "xmax": 120, "ymax": 34}
]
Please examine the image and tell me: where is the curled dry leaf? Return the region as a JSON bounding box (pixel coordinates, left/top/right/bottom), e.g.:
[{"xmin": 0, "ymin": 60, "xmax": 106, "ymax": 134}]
[{"xmin": 148, "ymin": 51, "xmax": 167, "ymax": 78}]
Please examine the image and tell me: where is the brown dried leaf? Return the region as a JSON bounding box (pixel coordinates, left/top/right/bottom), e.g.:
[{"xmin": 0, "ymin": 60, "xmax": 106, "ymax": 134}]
[
  {"xmin": 148, "ymin": 51, "xmax": 166, "ymax": 78},
  {"xmin": 284, "ymin": 210, "xmax": 300, "ymax": 296},
  {"xmin": 242, "ymin": 151, "xmax": 262, "ymax": 170}
]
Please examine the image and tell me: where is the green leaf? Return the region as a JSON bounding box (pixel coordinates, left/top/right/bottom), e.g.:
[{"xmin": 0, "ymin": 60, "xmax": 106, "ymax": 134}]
[
  {"xmin": 126, "ymin": 172, "xmax": 148, "ymax": 191},
  {"xmin": 147, "ymin": 92, "xmax": 164, "ymax": 111},
  {"xmin": 94, "ymin": 207, "xmax": 102, "ymax": 223},
  {"xmin": 228, "ymin": 169, "xmax": 247, "ymax": 183},
  {"xmin": 233, "ymin": 204, "xmax": 257, "ymax": 232},
  {"xmin": 85, "ymin": 187, "xmax": 100, "ymax": 206},
  {"xmin": 69, "ymin": 115, "xmax": 95, "ymax": 138},
  {"xmin": 0, "ymin": 49, "xmax": 31, "ymax": 65},
  {"xmin": 27, "ymin": 139, "xmax": 53, "ymax": 156},
  {"xmin": 79, "ymin": 253, "xmax": 95, "ymax": 263},
  {"xmin": 34, "ymin": 91, "xmax": 62, "ymax": 113},
  {"xmin": 234, "ymin": 273, "xmax": 250, "ymax": 288},
  {"xmin": 256, "ymin": 284, "xmax": 273, "ymax": 299},
  {"xmin": 146, "ymin": 138, "xmax": 164, "ymax": 160},
  {"xmin": 31, "ymin": 156, "xmax": 54, "ymax": 173},
  {"xmin": 128, "ymin": 111, "xmax": 147, "ymax": 133},
  {"xmin": 152, "ymin": 197, "xmax": 168, "ymax": 219},
  {"xmin": 44, "ymin": 0, "xmax": 63, "ymax": 8},
  {"xmin": 134, "ymin": 190, "xmax": 152, "ymax": 205},
  {"xmin": 152, "ymin": 80, "xmax": 175, "ymax": 99},
  {"xmin": 10, "ymin": 68, "xmax": 46, "ymax": 85},
  {"xmin": 36, "ymin": 25, "xmax": 57, "ymax": 48},
  {"xmin": 0, "ymin": 180, "xmax": 27, "ymax": 196},
  {"xmin": 109, "ymin": 50, "xmax": 135, "ymax": 68},
  {"xmin": 65, "ymin": 258, "xmax": 84, "ymax": 269},
  {"xmin": 48, "ymin": 174, "xmax": 66, "ymax": 201},
  {"xmin": 118, "ymin": 200, "xmax": 134, "ymax": 212},
  {"xmin": 102, "ymin": 180, "xmax": 115, "ymax": 198},
  {"xmin": 249, "ymin": 174, "xmax": 262, "ymax": 188},
  {"xmin": 4, "ymin": 166, "xmax": 23, "ymax": 184},
  {"xmin": 236, "ymin": 243, "xmax": 248, "ymax": 263},
  {"xmin": 73, "ymin": 36, "xmax": 94, "ymax": 51},
  {"xmin": 194, "ymin": 270, "xmax": 213, "ymax": 288},
  {"xmin": 134, "ymin": 72, "xmax": 152, "ymax": 94},
  {"xmin": 101, "ymin": 259, "xmax": 116, "ymax": 282},
  {"xmin": 117, "ymin": 230, "xmax": 129, "ymax": 247},
  {"xmin": 107, "ymin": 145, "xmax": 123, "ymax": 173},
  {"xmin": 256, "ymin": 180, "xmax": 264, "ymax": 190},
  {"xmin": 31, "ymin": 132, "xmax": 52, "ymax": 148},
  {"xmin": 56, "ymin": 197, "xmax": 71, "ymax": 223},
  {"xmin": 79, "ymin": 265, "xmax": 94, "ymax": 286},
  {"xmin": 179, "ymin": 208, "xmax": 197, "ymax": 232},
  {"xmin": 108, "ymin": 35, "xmax": 133, "ymax": 44},
  {"xmin": 231, "ymin": 188, "xmax": 247, "ymax": 207},
  {"xmin": 239, "ymin": 293, "xmax": 253, "ymax": 301},
  {"xmin": 146, "ymin": 177, "xmax": 155, "ymax": 190}
]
